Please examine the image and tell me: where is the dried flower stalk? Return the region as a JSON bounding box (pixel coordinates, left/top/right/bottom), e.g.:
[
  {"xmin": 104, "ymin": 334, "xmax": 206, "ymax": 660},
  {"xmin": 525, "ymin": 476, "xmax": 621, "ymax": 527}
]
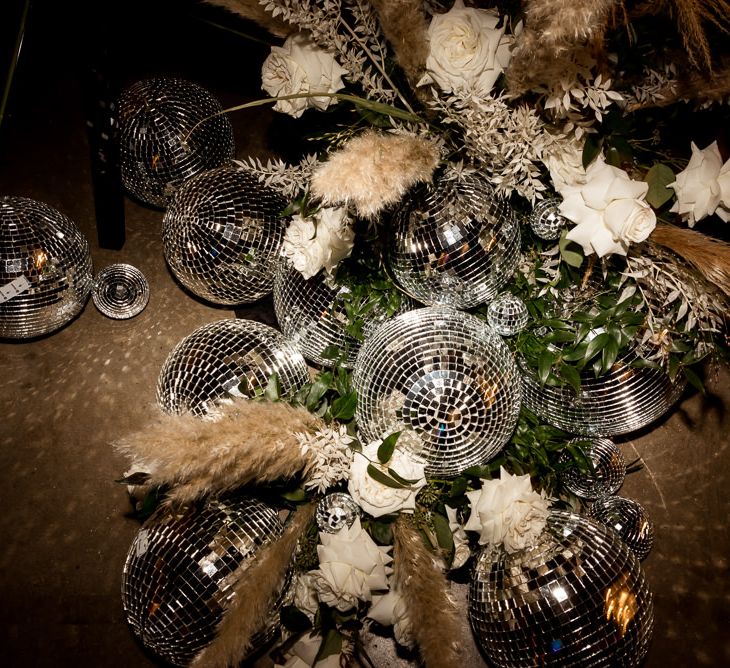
[{"xmin": 201, "ymin": 0, "xmax": 292, "ymax": 37}]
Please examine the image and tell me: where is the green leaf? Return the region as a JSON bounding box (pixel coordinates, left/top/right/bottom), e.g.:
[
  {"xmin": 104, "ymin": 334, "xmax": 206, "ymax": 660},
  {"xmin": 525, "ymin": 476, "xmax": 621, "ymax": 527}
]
[
  {"xmin": 377, "ymin": 431, "xmax": 401, "ymax": 463},
  {"xmin": 280, "ymin": 605, "xmax": 312, "ymax": 633},
  {"xmin": 387, "ymin": 467, "xmax": 421, "ymax": 485},
  {"xmin": 601, "ymin": 335, "xmax": 620, "ymax": 372},
  {"xmin": 315, "ymin": 628, "xmax": 343, "ymax": 662},
  {"xmin": 537, "ymin": 348, "xmax": 556, "ymax": 385},
  {"xmin": 582, "ymin": 134, "xmax": 603, "ymax": 169},
  {"xmin": 366, "ymin": 518, "xmax": 394, "ymax": 545},
  {"xmin": 682, "ymin": 365, "xmax": 705, "ymax": 395},
  {"xmin": 559, "ymin": 230, "xmax": 584, "ymax": 268},
  {"xmin": 645, "ymin": 163, "xmax": 676, "ymax": 208},
  {"xmin": 462, "ymin": 465, "xmax": 492, "ymax": 478},
  {"xmin": 432, "ymin": 513, "xmax": 455, "ymax": 552},
  {"xmin": 367, "ymin": 463, "xmax": 408, "ymax": 488},
  {"xmin": 583, "ymin": 332, "xmax": 610, "ymax": 364},
  {"xmin": 306, "ymin": 378, "xmax": 330, "ymax": 411},
  {"xmin": 450, "ymin": 477, "xmax": 468, "ymax": 497},
  {"xmin": 559, "ymin": 364, "xmax": 582, "ymax": 395},
  {"xmin": 281, "ymin": 487, "xmax": 307, "ymax": 502},
  {"xmin": 330, "ymin": 391, "xmax": 357, "ymax": 420},
  {"xmin": 264, "ymin": 372, "xmax": 281, "ymax": 402},
  {"xmin": 320, "ymin": 344, "xmax": 342, "ymax": 360}
]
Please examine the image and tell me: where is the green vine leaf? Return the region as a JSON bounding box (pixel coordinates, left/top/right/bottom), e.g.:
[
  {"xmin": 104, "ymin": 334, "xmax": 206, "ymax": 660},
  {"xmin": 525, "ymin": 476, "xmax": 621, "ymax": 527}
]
[
  {"xmin": 645, "ymin": 163, "xmax": 676, "ymax": 208},
  {"xmin": 367, "ymin": 463, "xmax": 408, "ymax": 488},
  {"xmin": 377, "ymin": 431, "xmax": 401, "ymax": 463}
]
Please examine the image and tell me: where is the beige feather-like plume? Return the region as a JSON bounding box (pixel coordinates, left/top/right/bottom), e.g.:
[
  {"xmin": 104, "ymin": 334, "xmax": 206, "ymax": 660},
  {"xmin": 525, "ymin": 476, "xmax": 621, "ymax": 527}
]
[
  {"xmin": 116, "ymin": 400, "xmax": 319, "ymax": 505},
  {"xmin": 369, "ymin": 0, "xmax": 430, "ymax": 88},
  {"xmin": 393, "ymin": 517, "xmax": 464, "ymax": 668},
  {"xmin": 311, "ymin": 130, "xmax": 440, "ymax": 218},
  {"xmin": 201, "ymin": 0, "xmax": 293, "ymax": 37},
  {"xmin": 192, "ymin": 503, "xmax": 316, "ymax": 668},
  {"xmin": 650, "ymin": 225, "xmax": 730, "ymax": 298}
]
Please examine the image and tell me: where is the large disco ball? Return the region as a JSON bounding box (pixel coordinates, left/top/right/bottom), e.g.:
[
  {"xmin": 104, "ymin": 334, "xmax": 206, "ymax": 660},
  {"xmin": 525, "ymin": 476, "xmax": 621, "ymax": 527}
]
[
  {"xmin": 589, "ymin": 496, "xmax": 655, "ymax": 561},
  {"xmin": 157, "ymin": 318, "xmax": 309, "ymax": 417},
  {"xmin": 520, "ymin": 353, "xmax": 685, "ymax": 436},
  {"xmin": 0, "ymin": 196, "xmax": 92, "ymax": 339},
  {"xmin": 164, "ymin": 166, "xmax": 287, "ymax": 305},
  {"xmin": 273, "ymin": 259, "xmax": 414, "ymax": 368},
  {"xmin": 353, "ymin": 307, "xmax": 521, "ymax": 477},
  {"xmin": 118, "ymin": 78, "xmax": 234, "ymax": 208},
  {"xmin": 469, "ymin": 510, "xmax": 654, "ymax": 667},
  {"xmin": 385, "ymin": 171, "xmax": 520, "ymax": 309},
  {"xmin": 122, "ymin": 496, "xmax": 288, "ymax": 667}
]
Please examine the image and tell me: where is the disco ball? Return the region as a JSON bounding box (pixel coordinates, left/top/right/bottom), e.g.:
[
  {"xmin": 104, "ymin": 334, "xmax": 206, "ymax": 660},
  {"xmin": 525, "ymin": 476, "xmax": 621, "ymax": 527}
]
[
  {"xmin": 0, "ymin": 196, "xmax": 92, "ymax": 339},
  {"xmin": 520, "ymin": 353, "xmax": 685, "ymax": 436},
  {"xmin": 353, "ymin": 306, "xmax": 521, "ymax": 477},
  {"xmin": 157, "ymin": 318, "xmax": 309, "ymax": 417},
  {"xmin": 560, "ymin": 437, "xmax": 626, "ymax": 499},
  {"xmin": 273, "ymin": 259, "xmax": 415, "ymax": 368},
  {"xmin": 469, "ymin": 510, "xmax": 654, "ymax": 667},
  {"xmin": 92, "ymin": 263, "xmax": 149, "ymax": 319},
  {"xmin": 486, "ymin": 292, "xmax": 528, "ymax": 336},
  {"xmin": 164, "ymin": 166, "xmax": 287, "ymax": 305},
  {"xmin": 122, "ymin": 496, "xmax": 289, "ymax": 667},
  {"xmin": 316, "ymin": 493, "xmax": 360, "ymax": 534},
  {"xmin": 118, "ymin": 78, "xmax": 234, "ymax": 208},
  {"xmin": 528, "ymin": 197, "xmax": 567, "ymax": 240},
  {"xmin": 589, "ymin": 496, "xmax": 655, "ymax": 560},
  {"xmin": 385, "ymin": 171, "xmax": 520, "ymax": 309}
]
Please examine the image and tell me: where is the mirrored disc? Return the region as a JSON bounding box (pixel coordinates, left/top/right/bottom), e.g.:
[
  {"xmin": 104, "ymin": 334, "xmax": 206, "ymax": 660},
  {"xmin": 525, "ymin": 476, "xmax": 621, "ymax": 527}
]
[{"xmin": 93, "ymin": 263, "xmax": 149, "ymax": 319}]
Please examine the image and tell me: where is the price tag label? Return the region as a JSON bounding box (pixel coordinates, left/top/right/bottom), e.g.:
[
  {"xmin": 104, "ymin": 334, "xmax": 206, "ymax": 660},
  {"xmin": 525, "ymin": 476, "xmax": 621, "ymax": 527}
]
[{"xmin": 0, "ymin": 276, "xmax": 31, "ymax": 304}]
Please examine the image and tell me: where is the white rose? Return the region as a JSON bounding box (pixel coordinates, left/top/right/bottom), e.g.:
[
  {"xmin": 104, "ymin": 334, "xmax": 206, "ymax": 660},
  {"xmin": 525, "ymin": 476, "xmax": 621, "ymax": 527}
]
[
  {"xmin": 309, "ymin": 517, "xmax": 392, "ymax": 612},
  {"xmin": 262, "ymin": 33, "xmax": 348, "ymax": 118},
  {"xmin": 368, "ymin": 588, "xmax": 415, "ymax": 648},
  {"xmin": 559, "ymin": 156, "xmax": 656, "ymax": 257},
  {"xmin": 348, "ymin": 440, "xmax": 427, "ymax": 518},
  {"xmin": 282, "ymin": 206, "xmax": 354, "ymax": 280},
  {"xmin": 445, "ymin": 505, "xmax": 471, "ymax": 569},
  {"xmin": 464, "ymin": 467, "xmax": 550, "ymax": 553},
  {"xmin": 669, "ymin": 141, "xmax": 730, "ymax": 225},
  {"xmin": 420, "ymin": 0, "xmax": 514, "ymax": 95},
  {"xmin": 275, "ymin": 632, "xmax": 341, "ymax": 668}
]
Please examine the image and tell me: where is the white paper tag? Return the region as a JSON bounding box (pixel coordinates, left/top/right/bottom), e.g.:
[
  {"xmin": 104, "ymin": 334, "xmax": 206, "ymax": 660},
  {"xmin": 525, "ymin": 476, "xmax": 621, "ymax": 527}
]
[{"xmin": 0, "ymin": 275, "xmax": 31, "ymax": 304}]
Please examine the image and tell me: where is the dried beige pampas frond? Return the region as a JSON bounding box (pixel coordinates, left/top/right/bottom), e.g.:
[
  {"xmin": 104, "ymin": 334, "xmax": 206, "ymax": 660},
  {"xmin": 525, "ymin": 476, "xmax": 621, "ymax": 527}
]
[
  {"xmin": 669, "ymin": 0, "xmax": 730, "ymax": 71},
  {"xmin": 201, "ymin": 0, "xmax": 293, "ymax": 37},
  {"xmin": 311, "ymin": 130, "xmax": 440, "ymax": 218},
  {"xmin": 369, "ymin": 0, "xmax": 430, "ymax": 87},
  {"xmin": 116, "ymin": 400, "xmax": 319, "ymax": 505},
  {"xmin": 192, "ymin": 503, "xmax": 316, "ymax": 668},
  {"xmin": 650, "ymin": 225, "xmax": 730, "ymax": 298},
  {"xmin": 393, "ymin": 517, "xmax": 464, "ymax": 668}
]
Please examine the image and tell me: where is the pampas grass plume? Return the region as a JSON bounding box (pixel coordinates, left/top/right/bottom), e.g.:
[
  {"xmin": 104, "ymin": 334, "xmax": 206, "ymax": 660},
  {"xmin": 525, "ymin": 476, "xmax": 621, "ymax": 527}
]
[
  {"xmin": 311, "ymin": 131, "xmax": 440, "ymax": 218},
  {"xmin": 192, "ymin": 503, "xmax": 316, "ymax": 668},
  {"xmin": 201, "ymin": 0, "xmax": 292, "ymax": 37},
  {"xmin": 116, "ymin": 400, "xmax": 319, "ymax": 505},
  {"xmin": 393, "ymin": 517, "xmax": 464, "ymax": 668}
]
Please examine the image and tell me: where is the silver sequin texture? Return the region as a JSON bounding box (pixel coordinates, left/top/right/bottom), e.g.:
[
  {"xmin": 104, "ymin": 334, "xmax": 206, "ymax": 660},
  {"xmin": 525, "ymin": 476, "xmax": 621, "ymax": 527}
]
[
  {"xmin": 316, "ymin": 493, "xmax": 360, "ymax": 533},
  {"xmin": 0, "ymin": 196, "xmax": 92, "ymax": 339},
  {"xmin": 469, "ymin": 510, "xmax": 654, "ymax": 667},
  {"xmin": 589, "ymin": 496, "xmax": 655, "ymax": 560},
  {"xmin": 528, "ymin": 197, "xmax": 567, "ymax": 240},
  {"xmin": 560, "ymin": 437, "xmax": 626, "ymax": 499},
  {"xmin": 163, "ymin": 166, "xmax": 287, "ymax": 305},
  {"xmin": 386, "ymin": 172, "xmax": 520, "ymax": 309},
  {"xmin": 353, "ymin": 307, "xmax": 521, "ymax": 477},
  {"xmin": 486, "ymin": 293, "xmax": 529, "ymax": 336},
  {"xmin": 92, "ymin": 263, "xmax": 149, "ymax": 319},
  {"xmin": 156, "ymin": 318, "xmax": 309, "ymax": 417},
  {"xmin": 118, "ymin": 78, "xmax": 234, "ymax": 208}
]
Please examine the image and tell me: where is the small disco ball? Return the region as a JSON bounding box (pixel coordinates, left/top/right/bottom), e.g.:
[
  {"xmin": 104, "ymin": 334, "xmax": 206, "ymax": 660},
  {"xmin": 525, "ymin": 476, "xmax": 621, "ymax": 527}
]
[
  {"xmin": 118, "ymin": 78, "xmax": 234, "ymax": 208},
  {"xmin": 469, "ymin": 510, "xmax": 654, "ymax": 667},
  {"xmin": 164, "ymin": 166, "xmax": 287, "ymax": 305},
  {"xmin": 353, "ymin": 306, "xmax": 521, "ymax": 477},
  {"xmin": 528, "ymin": 197, "xmax": 568, "ymax": 240},
  {"xmin": 157, "ymin": 318, "xmax": 309, "ymax": 417},
  {"xmin": 385, "ymin": 171, "xmax": 520, "ymax": 309},
  {"xmin": 316, "ymin": 493, "xmax": 360, "ymax": 534},
  {"xmin": 0, "ymin": 196, "xmax": 92, "ymax": 339},
  {"xmin": 92, "ymin": 263, "xmax": 149, "ymax": 319},
  {"xmin": 560, "ymin": 437, "xmax": 626, "ymax": 499},
  {"xmin": 122, "ymin": 496, "xmax": 288, "ymax": 667},
  {"xmin": 589, "ymin": 496, "xmax": 655, "ymax": 560},
  {"xmin": 486, "ymin": 292, "xmax": 528, "ymax": 336},
  {"xmin": 520, "ymin": 353, "xmax": 685, "ymax": 436},
  {"xmin": 273, "ymin": 259, "xmax": 415, "ymax": 368}
]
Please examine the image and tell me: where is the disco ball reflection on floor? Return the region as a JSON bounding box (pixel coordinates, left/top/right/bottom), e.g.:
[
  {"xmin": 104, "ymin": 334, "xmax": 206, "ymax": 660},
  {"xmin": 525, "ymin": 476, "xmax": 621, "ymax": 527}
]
[
  {"xmin": 469, "ymin": 510, "xmax": 654, "ymax": 667},
  {"xmin": 385, "ymin": 171, "xmax": 520, "ymax": 309},
  {"xmin": 121, "ymin": 496, "xmax": 288, "ymax": 667},
  {"xmin": 164, "ymin": 166, "xmax": 287, "ymax": 305},
  {"xmin": 118, "ymin": 78, "xmax": 234, "ymax": 208},
  {"xmin": 157, "ymin": 319, "xmax": 309, "ymax": 417},
  {"xmin": 353, "ymin": 307, "xmax": 521, "ymax": 477},
  {"xmin": 0, "ymin": 196, "xmax": 92, "ymax": 339}
]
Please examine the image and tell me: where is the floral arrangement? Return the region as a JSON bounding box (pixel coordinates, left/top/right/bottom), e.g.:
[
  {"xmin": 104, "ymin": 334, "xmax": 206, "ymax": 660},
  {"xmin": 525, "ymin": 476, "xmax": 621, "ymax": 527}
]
[{"xmin": 121, "ymin": 0, "xmax": 730, "ymax": 666}]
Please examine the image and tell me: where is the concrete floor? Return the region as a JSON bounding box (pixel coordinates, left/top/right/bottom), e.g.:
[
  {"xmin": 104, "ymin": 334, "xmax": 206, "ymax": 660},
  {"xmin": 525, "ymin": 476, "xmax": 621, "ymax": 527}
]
[{"xmin": 0, "ymin": 2, "xmax": 728, "ymax": 666}]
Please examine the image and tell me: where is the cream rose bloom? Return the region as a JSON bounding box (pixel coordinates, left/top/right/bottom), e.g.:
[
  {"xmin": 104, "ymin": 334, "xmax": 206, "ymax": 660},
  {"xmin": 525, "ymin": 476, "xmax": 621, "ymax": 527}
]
[
  {"xmin": 309, "ymin": 517, "xmax": 392, "ymax": 611},
  {"xmin": 420, "ymin": 0, "xmax": 514, "ymax": 95},
  {"xmin": 464, "ymin": 467, "xmax": 550, "ymax": 553},
  {"xmin": 262, "ymin": 33, "xmax": 347, "ymax": 118},
  {"xmin": 558, "ymin": 157, "xmax": 656, "ymax": 257},
  {"xmin": 445, "ymin": 505, "xmax": 471, "ymax": 569},
  {"xmin": 348, "ymin": 440, "xmax": 427, "ymax": 518},
  {"xmin": 274, "ymin": 632, "xmax": 340, "ymax": 668},
  {"xmin": 368, "ymin": 587, "xmax": 415, "ymax": 648},
  {"xmin": 282, "ymin": 206, "xmax": 354, "ymax": 280},
  {"xmin": 669, "ymin": 141, "xmax": 730, "ymax": 226}
]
